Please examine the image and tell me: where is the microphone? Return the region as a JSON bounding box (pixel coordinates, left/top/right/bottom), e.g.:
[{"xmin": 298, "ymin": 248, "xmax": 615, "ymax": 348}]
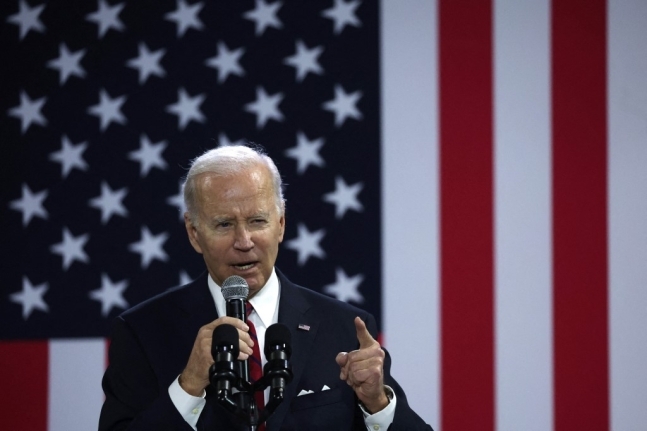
[
  {"xmin": 263, "ymin": 323, "xmax": 293, "ymax": 397},
  {"xmin": 209, "ymin": 324, "xmax": 239, "ymax": 392},
  {"xmin": 221, "ymin": 276, "xmax": 251, "ymax": 407},
  {"xmin": 222, "ymin": 275, "xmax": 248, "ymax": 322}
]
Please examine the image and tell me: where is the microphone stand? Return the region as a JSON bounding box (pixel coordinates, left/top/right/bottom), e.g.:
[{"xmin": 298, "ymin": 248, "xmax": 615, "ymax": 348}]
[{"xmin": 210, "ymin": 356, "xmax": 293, "ymax": 430}]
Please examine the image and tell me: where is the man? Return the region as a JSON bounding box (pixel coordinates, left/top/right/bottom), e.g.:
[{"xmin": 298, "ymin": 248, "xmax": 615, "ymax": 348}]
[{"xmin": 99, "ymin": 145, "xmax": 432, "ymax": 430}]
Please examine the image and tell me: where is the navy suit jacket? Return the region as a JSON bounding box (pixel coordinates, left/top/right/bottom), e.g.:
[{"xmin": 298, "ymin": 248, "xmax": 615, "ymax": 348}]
[{"xmin": 99, "ymin": 269, "xmax": 432, "ymax": 431}]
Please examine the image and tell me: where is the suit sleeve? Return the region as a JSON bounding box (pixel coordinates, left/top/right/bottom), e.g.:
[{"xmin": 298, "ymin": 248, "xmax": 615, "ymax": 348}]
[
  {"xmin": 98, "ymin": 316, "xmax": 194, "ymax": 431},
  {"xmin": 362, "ymin": 313, "xmax": 434, "ymax": 431}
]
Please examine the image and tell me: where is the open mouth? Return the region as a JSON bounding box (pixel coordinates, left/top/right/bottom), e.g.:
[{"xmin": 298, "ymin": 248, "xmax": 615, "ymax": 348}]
[{"xmin": 233, "ymin": 262, "xmax": 256, "ymax": 271}]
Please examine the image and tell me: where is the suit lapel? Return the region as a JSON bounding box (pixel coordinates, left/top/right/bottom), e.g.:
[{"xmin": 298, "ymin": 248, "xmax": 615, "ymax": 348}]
[
  {"xmin": 266, "ymin": 270, "xmax": 319, "ymax": 431},
  {"xmin": 176, "ymin": 271, "xmax": 219, "ymax": 321},
  {"xmin": 173, "ymin": 272, "xmax": 219, "ymax": 367}
]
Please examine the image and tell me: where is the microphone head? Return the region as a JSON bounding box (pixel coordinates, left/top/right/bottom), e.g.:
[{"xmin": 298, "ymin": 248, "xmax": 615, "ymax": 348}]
[
  {"xmin": 221, "ymin": 275, "xmax": 249, "ymax": 300},
  {"xmin": 211, "ymin": 324, "xmax": 240, "ymax": 359},
  {"xmin": 264, "ymin": 323, "xmax": 292, "ymax": 357}
]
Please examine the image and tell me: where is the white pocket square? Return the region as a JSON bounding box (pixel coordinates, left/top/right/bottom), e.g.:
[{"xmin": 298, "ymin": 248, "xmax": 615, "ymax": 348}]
[{"xmin": 297, "ymin": 385, "xmax": 332, "ymax": 396}]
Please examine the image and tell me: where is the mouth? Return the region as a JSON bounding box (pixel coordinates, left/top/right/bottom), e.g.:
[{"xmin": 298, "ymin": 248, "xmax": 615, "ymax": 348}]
[{"xmin": 232, "ymin": 262, "xmax": 257, "ymax": 271}]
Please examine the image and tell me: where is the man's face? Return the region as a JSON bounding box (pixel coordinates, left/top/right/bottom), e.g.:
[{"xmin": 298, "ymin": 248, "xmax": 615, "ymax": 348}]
[{"xmin": 184, "ymin": 165, "xmax": 285, "ymax": 298}]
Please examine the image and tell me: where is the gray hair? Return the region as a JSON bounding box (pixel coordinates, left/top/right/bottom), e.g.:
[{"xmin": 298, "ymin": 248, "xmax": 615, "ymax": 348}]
[{"xmin": 182, "ymin": 145, "xmax": 285, "ymax": 225}]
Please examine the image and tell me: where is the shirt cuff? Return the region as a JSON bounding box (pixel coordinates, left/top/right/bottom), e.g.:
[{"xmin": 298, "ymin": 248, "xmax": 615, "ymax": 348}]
[
  {"xmin": 360, "ymin": 385, "xmax": 397, "ymax": 431},
  {"xmin": 168, "ymin": 376, "xmax": 207, "ymax": 430}
]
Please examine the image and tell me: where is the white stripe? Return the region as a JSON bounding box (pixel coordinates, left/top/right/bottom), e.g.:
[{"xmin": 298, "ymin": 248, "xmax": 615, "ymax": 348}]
[
  {"xmin": 608, "ymin": 1, "xmax": 647, "ymax": 429},
  {"xmin": 48, "ymin": 339, "xmax": 106, "ymax": 431},
  {"xmin": 380, "ymin": 0, "xmax": 438, "ymax": 426},
  {"xmin": 494, "ymin": 1, "xmax": 553, "ymax": 430}
]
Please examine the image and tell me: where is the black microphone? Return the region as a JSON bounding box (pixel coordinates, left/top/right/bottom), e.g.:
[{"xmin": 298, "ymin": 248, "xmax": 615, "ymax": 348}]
[
  {"xmin": 222, "ymin": 275, "xmax": 248, "ymax": 322},
  {"xmin": 209, "ymin": 324, "xmax": 239, "ymax": 392},
  {"xmin": 263, "ymin": 323, "xmax": 293, "ymax": 397},
  {"xmin": 221, "ymin": 275, "xmax": 251, "ymax": 407}
]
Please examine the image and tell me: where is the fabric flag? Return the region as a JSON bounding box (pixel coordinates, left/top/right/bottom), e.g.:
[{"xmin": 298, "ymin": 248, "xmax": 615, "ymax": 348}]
[
  {"xmin": 383, "ymin": 1, "xmax": 647, "ymax": 430},
  {"xmin": 2, "ymin": 1, "xmax": 647, "ymax": 431},
  {"xmin": 1, "ymin": 0, "xmax": 379, "ymax": 429}
]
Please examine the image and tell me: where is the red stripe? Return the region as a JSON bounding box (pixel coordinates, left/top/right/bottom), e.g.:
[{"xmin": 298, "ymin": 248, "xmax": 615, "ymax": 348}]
[
  {"xmin": 439, "ymin": 1, "xmax": 494, "ymax": 430},
  {"xmin": 0, "ymin": 341, "xmax": 49, "ymax": 430},
  {"xmin": 552, "ymin": 1, "xmax": 609, "ymax": 430}
]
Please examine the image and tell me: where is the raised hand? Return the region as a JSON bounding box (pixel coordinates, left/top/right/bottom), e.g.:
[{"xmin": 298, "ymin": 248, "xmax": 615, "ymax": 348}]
[{"xmin": 336, "ymin": 316, "xmax": 389, "ymax": 413}]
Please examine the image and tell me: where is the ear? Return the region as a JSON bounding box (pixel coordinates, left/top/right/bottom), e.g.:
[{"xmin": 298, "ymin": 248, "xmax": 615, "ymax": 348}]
[
  {"xmin": 278, "ymin": 208, "xmax": 285, "ymax": 243},
  {"xmin": 184, "ymin": 212, "xmax": 203, "ymax": 254}
]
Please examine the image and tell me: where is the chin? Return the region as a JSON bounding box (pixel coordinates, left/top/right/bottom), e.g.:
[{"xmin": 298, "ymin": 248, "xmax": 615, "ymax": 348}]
[{"xmin": 244, "ymin": 277, "xmax": 261, "ymax": 290}]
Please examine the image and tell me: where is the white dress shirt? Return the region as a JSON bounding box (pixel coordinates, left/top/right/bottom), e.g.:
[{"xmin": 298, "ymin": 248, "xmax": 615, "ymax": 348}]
[{"xmin": 168, "ymin": 268, "xmax": 396, "ymax": 430}]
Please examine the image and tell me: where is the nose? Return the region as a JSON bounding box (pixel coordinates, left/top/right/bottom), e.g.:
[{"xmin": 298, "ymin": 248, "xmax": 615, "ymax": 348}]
[{"xmin": 233, "ymin": 225, "xmax": 254, "ymax": 251}]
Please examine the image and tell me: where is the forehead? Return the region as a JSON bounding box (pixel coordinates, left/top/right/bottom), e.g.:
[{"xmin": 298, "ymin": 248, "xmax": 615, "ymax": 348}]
[{"xmin": 194, "ymin": 167, "xmax": 275, "ymax": 211}]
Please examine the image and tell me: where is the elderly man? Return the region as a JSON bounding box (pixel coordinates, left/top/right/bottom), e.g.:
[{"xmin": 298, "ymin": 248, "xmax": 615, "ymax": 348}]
[{"xmin": 99, "ymin": 145, "xmax": 431, "ymax": 430}]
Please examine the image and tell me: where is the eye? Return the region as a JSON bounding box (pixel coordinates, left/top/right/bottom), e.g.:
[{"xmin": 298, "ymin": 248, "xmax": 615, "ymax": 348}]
[{"xmin": 216, "ymin": 221, "xmax": 232, "ymax": 229}]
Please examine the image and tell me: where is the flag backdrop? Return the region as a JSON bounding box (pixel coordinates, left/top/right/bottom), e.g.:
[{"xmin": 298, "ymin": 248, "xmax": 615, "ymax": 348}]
[{"xmin": 1, "ymin": 1, "xmax": 646, "ymax": 430}]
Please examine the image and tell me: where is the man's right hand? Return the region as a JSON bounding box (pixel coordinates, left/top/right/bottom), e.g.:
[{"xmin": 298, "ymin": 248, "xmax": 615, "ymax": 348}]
[{"xmin": 178, "ymin": 316, "xmax": 253, "ymax": 396}]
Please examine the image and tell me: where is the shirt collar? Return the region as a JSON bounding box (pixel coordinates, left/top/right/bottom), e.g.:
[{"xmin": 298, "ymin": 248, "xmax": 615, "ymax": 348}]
[{"xmin": 208, "ymin": 268, "xmax": 280, "ymax": 328}]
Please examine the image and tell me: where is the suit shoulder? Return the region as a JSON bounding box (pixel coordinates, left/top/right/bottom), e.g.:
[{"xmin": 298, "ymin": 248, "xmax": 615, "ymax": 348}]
[
  {"xmin": 123, "ymin": 283, "xmax": 182, "ymax": 316},
  {"xmin": 291, "ymin": 281, "xmax": 371, "ymax": 319},
  {"xmin": 119, "ymin": 274, "xmax": 208, "ymax": 324}
]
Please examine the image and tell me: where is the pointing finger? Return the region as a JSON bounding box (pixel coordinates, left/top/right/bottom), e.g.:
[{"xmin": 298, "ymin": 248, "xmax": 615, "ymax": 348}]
[{"xmin": 354, "ymin": 316, "xmax": 377, "ymax": 349}]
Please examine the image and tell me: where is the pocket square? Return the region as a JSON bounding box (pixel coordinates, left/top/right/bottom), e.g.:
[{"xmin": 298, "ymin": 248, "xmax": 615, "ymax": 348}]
[{"xmin": 298, "ymin": 385, "xmax": 332, "ymax": 396}]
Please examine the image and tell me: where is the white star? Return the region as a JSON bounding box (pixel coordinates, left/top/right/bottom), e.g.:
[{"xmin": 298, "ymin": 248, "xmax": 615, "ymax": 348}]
[
  {"xmin": 10, "ymin": 277, "xmax": 49, "ymax": 320},
  {"xmin": 9, "ymin": 183, "xmax": 48, "ymax": 226},
  {"xmin": 284, "ymin": 131, "xmax": 325, "ymax": 175},
  {"xmin": 322, "ymin": 84, "xmax": 362, "ymax": 127},
  {"xmin": 128, "ymin": 134, "xmax": 168, "ymax": 176},
  {"xmin": 86, "ymin": 0, "xmax": 125, "ymax": 38},
  {"xmin": 166, "ymin": 88, "xmax": 206, "ymax": 130},
  {"xmin": 244, "ymin": 86, "xmax": 284, "ymax": 129},
  {"xmin": 243, "ymin": 0, "xmax": 283, "ymax": 36},
  {"xmin": 8, "ymin": 90, "xmax": 47, "ymax": 134},
  {"xmin": 166, "ymin": 181, "xmax": 186, "ymax": 221},
  {"xmin": 129, "ymin": 226, "xmax": 169, "ymax": 269},
  {"xmin": 322, "ymin": 0, "xmax": 362, "ymax": 35},
  {"xmin": 285, "ymin": 223, "xmax": 326, "ymax": 266},
  {"xmin": 89, "ymin": 181, "xmax": 128, "ymax": 224},
  {"xmin": 89, "ymin": 273, "xmax": 129, "ymax": 316},
  {"xmin": 323, "ymin": 176, "xmax": 363, "ymax": 219},
  {"xmin": 50, "ymin": 227, "xmax": 90, "ymax": 271},
  {"xmin": 218, "ymin": 132, "xmax": 246, "ymax": 148},
  {"xmin": 49, "ymin": 135, "xmax": 88, "ymax": 178},
  {"xmin": 6, "ymin": 0, "xmax": 45, "ymax": 40},
  {"xmin": 126, "ymin": 42, "xmax": 166, "ymax": 84},
  {"xmin": 323, "ymin": 267, "xmax": 365, "ymax": 304},
  {"xmin": 179, "ymin": 270, "xmax": 192, "ymax": 286},
  {"xmin": 165, "ymin": 0, "xmax": 204, "ymax": 38},
  {"xmin": 284, "ymin": 40, "xmax": 324, "ymax": 82},
  {"xmin": 47, "ymin": 43, "xmax": 86, "ymax": 85},
  {"xmin": 205, "ymin": 41, "xmax": 245, "ymax": 83},
  {"xmin": 87, "ymin": 88, "xmax": 127, "ymax": 132}
]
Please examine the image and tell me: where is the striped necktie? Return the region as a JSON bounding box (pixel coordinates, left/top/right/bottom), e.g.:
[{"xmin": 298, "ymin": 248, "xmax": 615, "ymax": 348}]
[{"xmin": 245, "ymin": 302, "xmax": 265, "ymax": 431}]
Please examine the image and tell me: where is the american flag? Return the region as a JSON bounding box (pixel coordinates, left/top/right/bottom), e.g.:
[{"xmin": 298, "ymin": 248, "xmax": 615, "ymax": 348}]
[
  {"xmin": 2, "ymin": 1, "xmax": 647, "ymax": 431},
  {"xmin": 1, "ymin": 0, "xmax": 379, "ymax": 429}
]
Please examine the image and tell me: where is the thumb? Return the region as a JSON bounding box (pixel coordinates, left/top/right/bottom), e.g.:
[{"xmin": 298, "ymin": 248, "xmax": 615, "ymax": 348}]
[
  {"xmin": 335, "ymin": 352, "xmax": 348, "ymax": 367},
  {"xmin": 354, "ymin": 316, "xmax": 376, "ymax": 349}
]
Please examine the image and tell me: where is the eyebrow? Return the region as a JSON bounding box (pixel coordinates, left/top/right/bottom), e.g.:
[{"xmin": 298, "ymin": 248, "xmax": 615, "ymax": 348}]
[{"xmin": 210, "ymin": 212, "xmax": 271, "ymax": 224}]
